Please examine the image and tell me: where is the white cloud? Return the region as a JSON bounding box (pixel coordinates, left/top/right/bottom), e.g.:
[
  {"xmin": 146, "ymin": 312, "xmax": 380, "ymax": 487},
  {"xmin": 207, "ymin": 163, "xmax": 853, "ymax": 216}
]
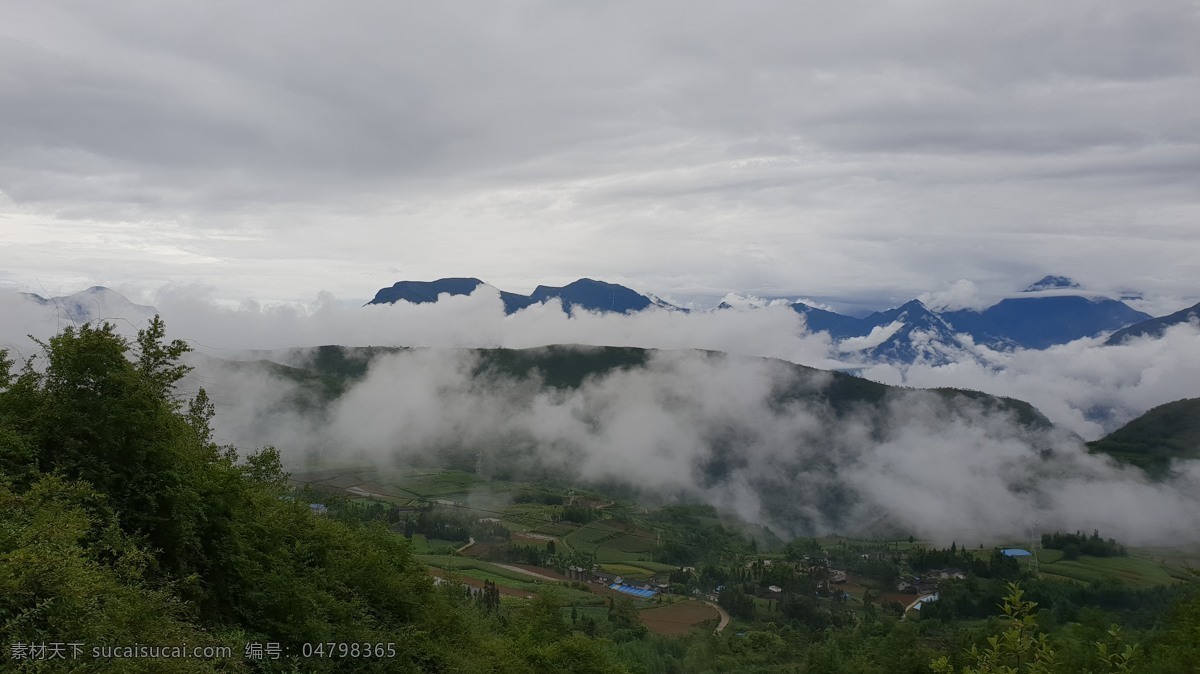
[
  {"xmin": 838, "ymin": 321, "xmax": 904, "ymax": 352},
  {"xmin": 196, "ymin": 342, "xmax": 1200, "ymax": 546},
  {"xmin": 7, "ymin": 283, "xmax": 1200, "ymax": 545},
  {"xmin": 919, "ymin": 279, "xmax": 992, "ymax": 312},
  {"xmin": 1, "ymin": 2, "xmax": 1197, "ymax": 305}
]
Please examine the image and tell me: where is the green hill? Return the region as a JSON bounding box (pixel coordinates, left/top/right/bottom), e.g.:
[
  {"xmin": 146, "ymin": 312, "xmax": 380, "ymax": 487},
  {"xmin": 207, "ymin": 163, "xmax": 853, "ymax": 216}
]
[
  {"xmin": 257, "ymin": 344, "xmax": 1051, "ymax": 429},
  {"xmin": 1088, "ymin": 397, "xmax": 1200, "ymax": 475}
]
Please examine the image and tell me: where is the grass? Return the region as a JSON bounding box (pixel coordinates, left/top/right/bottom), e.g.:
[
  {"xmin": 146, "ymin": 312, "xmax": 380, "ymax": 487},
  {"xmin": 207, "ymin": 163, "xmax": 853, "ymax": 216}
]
[
  {"xmin": 1039, "ymin": 554, "xmax": 1192, "ymax": 588},
  {"xmin": 564, "ymin": 521, "xmax": 620, "ymax": 548},
  {"xmin": 602, "ymin": 530, "xmax": 659, "ymax": 554},
  {"xmin": 504, "ymin": 503, "xmax": 566, "ymax": 526},
  {"xmin": 1037, "ymin": 548, "xmax": 1064, "ymax": 564},
  {"xmin": 418, "ymin": 556, "xmax": 539, "ymax": 583},
  {"xmin": 599, "ymin": 563, "xmax": 656, "ymax": 579},
  {"xmin": 617, "ymin": 560, "xmax": 680, "ymax": 574},
  {"xmin": 387, "ymin": 470, "xmax": 484, "ymax": 498},
  {"xmin": 425, "ymin": 539, "xmax": 467, "ymax": 554}
]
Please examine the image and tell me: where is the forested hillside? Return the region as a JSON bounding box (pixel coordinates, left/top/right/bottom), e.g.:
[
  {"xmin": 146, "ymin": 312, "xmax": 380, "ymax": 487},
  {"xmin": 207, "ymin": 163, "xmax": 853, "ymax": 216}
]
[
  {"xmin": 0, "ymin": 320, "xmax": 626, "ymax": 672},
  {"xmin": 4, "ymin": 320, "xmax": 1200, "ymax": 673},
  {"xmin": 1088, "ymin": 398, "xmax": 1200, "ymax": 475}
]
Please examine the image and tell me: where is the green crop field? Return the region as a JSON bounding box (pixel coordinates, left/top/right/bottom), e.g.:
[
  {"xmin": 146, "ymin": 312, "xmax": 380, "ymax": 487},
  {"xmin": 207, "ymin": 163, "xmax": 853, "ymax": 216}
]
[
  {"xmin": 1037, "ymin": 548, "xmax": 1064, "ymax": 564},
  {"xmin": 616, "ymin": 560, "xmax": 679, "ymax": 574},
  {"xmin": 387, "ymin": 470, "xmax": 485, "ymax": 497},
  {"xmin": 1039, "ymin": 554, "xmax": 1192, "ymax": 588},
  {"xmin": 504, "ymin": 503, "xmax": 565, "ymax": 526},
  {"xmin": 599, "ymin": 563, "xmax": 656, "ymax": 579},
  {"xmin": 424, "ymin": 539, "xmax": 466, "ymax": 554},
  {"xmin": 409, "ymin": 534, "xmax": 431, "ymax": 554},
  {"xmin": 602, "ymin": 528, "xmax": 659, "ymax": 554},
  {"xmin": 564, "ymin": 522, "xmax": 616, "ymax": 547},
  {"xmin": 449, "ymin": 569, "xmax": 543, "ymax": 592}
]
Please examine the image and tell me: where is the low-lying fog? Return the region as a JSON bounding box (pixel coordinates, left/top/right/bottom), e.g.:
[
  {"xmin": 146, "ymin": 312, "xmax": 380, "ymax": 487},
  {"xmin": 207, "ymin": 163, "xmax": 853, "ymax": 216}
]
[{"xmin": 5, "ymin": 286, "xmax": 1199, "ymax": 546}]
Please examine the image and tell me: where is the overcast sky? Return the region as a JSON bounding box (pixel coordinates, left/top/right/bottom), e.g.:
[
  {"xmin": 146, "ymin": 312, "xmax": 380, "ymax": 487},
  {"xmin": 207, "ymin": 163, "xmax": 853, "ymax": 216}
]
[{"xmin": 2, "ymin": 1, "xmax": 1197, "ymax": 311}]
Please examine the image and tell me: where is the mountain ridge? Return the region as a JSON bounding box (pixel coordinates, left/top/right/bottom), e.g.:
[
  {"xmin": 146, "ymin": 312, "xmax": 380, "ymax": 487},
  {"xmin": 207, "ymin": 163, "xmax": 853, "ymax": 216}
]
[{"xmin": 1105, "ymin": 299, "xmax": 1200, "ymax": 345}]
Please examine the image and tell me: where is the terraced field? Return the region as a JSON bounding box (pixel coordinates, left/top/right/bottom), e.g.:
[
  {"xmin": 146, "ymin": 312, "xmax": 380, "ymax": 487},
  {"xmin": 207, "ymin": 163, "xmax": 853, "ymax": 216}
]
[{"xmin": 1037, "ymin": 554, "xmax": 1193, "ymax": 588}]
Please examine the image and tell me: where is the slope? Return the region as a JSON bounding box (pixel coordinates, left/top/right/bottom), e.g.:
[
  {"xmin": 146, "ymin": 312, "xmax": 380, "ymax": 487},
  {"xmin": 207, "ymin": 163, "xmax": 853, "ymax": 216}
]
[
  {"xmin": 1088, "ymin": 397, "xmax": 1200, "ymax": 475},
  {"xmin": 1105, "ymin": 300, "xmax": 1200, "ymax": 345}
]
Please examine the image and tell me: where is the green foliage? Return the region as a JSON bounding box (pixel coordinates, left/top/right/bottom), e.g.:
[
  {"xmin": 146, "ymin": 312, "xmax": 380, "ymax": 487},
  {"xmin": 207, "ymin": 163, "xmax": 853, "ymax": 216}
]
[
  {"xmin": 1087, "ymin": 397, "xmax": 1200, "ymax": 476},
  {"xmin": 0, "ymin": 319, "xmax": 633, "ymax": 672},
  {"xmin": 931, "ymin": 583, "xmax": 1058, "ymax": 673},
  {"xmin": 1093, "ymin": 626, "xmax": 1139, "ymax": 673},
  {"xmin": 1136, "ymin": 586, "xmax": 1200, "ymax": 673},
  {"xmin": 931, "ymin": 583, "xmax": 1148, "ymax": 674},
  {"xmin": 6, "ymin": 319, "xmax": 1196, "ymax": 673},
  {"xmin": 0, "ymin": 475, "xmax": 236, "ymax": 671},
  {"xmin": 1042, "ymin": 531, "xmax": 1127, "ymax": 559}
]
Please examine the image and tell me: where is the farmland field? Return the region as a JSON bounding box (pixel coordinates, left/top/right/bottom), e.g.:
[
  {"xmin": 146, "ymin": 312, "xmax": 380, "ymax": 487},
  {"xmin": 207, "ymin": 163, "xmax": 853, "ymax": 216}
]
[
  {"xmin": 616, "ymin": 560, "xmax": 679, "ymax": 574},
  {"xmin": 599, "ymin": 563, "xmax": 657, "ymax": 579},
  {"xmin": 409, "ymin": 534, "xmax": 431, "ymax": 553},
  {"xmin": 638, "ymin": 601, "xmax": 720, "ymax": 636},
  {"xmin": 1038, "ymin": 554, "xmax": 1192, "ymax": 588},
  {"xmin": 417, "ymin": 555, "xmax": 539, "ymax": 583},
  {"xmin": 1036, "ymin": 548, "xmax": 1065, "ymax": 564}
]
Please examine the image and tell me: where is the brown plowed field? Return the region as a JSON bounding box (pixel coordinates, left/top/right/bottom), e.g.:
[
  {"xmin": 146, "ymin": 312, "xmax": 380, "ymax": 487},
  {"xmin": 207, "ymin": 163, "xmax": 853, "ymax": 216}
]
[{"xmin": 639, "ymin": 601, "xmax": 719, "ymax": 636}]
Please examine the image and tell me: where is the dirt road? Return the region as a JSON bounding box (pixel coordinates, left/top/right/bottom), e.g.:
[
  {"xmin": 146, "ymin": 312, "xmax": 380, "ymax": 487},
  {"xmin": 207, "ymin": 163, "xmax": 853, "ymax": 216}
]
[
  {"xmin": 703, "ymin": 601, "xmax": 731, "ymax": 632},
  {"xmin": 491, "ymin": 563, "xmax": 561, "ymax": 582}
]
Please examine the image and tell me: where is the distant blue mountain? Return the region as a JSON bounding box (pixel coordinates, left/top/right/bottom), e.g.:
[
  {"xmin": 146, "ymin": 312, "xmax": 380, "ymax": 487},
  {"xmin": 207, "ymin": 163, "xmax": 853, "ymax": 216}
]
[
  {"xmin": 367, "ymin": 277, "xmax": 665, "ymax": 315},
  {"xmin": 942, "ymin": 296, "xmax": 1150, "ymax": 350},
  {"xmin": 529, "ymin": 278, "xmax": 654, "ymax": 315},
  {"xmin": 790, "ymin": 304, "xmax": 866, "ymax": 339},
  {"xmin": 786, "ymin": 276, "xmax": 1150, "ymax": 359},
  {"xmin": 1022, "ymin": 275, "xmax": 1081, "ymax": 292},
  {"xmin": 369, "ymin": 278, "xmax": 486, "ymax": 304},
  {"xmin": 367, "ymin": 278, "xmax": 537, "ymax": 314},
  {"xmin": 1105, "ymin": 300, "xmax": 1200, "ymax": 345},
  {"xmin": 858, "ymin": 300, "xmax": 962, "ymax": 363},
  {"xmin": 791, "ymin": 299, "xmax": 963, "ymax": 364},
  {"xmin": 367, "ymin": 274, "xmax": 1151, "ymax": 359}
]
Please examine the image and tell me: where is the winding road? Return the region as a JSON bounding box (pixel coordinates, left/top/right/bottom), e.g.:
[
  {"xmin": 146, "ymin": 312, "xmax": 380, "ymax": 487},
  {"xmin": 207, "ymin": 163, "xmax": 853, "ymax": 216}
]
[
  {"xmin": 703, "ymin": 601, "xmax": 731, "ymax": 633},
  {"xmin": 491, "ymin": 563, "xmax": 562, "ymax": 582}
]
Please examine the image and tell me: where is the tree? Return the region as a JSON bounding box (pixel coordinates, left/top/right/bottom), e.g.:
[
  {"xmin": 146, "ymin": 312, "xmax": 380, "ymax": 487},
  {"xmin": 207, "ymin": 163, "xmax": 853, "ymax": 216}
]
[{"xmin": 931, "ymin": 583, "xmax": 1057, "ymax": 674}]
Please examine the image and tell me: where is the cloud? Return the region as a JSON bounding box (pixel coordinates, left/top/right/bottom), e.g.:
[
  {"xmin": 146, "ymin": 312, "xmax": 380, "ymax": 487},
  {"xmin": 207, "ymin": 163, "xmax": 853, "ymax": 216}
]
[
  {"xmin": 196, "ymin": 343, "xmax": 1200, "ymax": 547},
  {"xmin": 862, "ymin": 324, "xmax": 1200, "ymax": 439},
  {"xmin": 6, "ymin": 282, "xmax": 1198, "ymax": 445},
  {"xmin": 838, "ymin": 321, "xmax": 904, "ymax": 352},
  {"xmin": 919, "ymin": 279, "xmax": 992, "ymax": 312},
  {"xmin": 7, "ymin": 282, "xmax": 1200, "ymax": 545},
  {"xmin": 1, "ymin": 2, "xmax": 1198, "ymax": 305}
]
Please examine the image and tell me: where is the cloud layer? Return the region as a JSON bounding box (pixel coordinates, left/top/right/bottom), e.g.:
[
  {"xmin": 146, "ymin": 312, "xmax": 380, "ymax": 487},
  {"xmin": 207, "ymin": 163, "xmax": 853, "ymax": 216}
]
[
  {"xmin": 6, "ymin": 285, "xmax": 1199, "ymax": 545},
  {"xmin": 5, "ymin": 286, "xmax": 1198, "ymax": 442},
  {"xmin": 2, "ymin": 2, "xmax": 1198, "ymax": 307},
  {"xmin": 199, "ymin": 346, "xmax": 1200, "ymax": 547}
]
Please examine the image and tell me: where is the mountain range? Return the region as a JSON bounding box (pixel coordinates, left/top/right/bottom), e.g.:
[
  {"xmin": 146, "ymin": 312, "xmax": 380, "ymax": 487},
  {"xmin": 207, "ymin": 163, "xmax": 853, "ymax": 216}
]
[
  {"xmin": 10, "ymin": 276, "xmax": 1190, "ymax": 367},
  {"xmin": 21, "ymin": 286, "xmax": 158, "ymax": 325},
  {"xmin": 367, "ymin": 277, "xmax": 656, "ymax": 315},
  {"xmin": 1104, "ymin": 299, "xmax": 1200, "ymax": 345},
  {"xmin": 367, "ymin": 275, "xmax": 1162, "ymax": 363}
]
